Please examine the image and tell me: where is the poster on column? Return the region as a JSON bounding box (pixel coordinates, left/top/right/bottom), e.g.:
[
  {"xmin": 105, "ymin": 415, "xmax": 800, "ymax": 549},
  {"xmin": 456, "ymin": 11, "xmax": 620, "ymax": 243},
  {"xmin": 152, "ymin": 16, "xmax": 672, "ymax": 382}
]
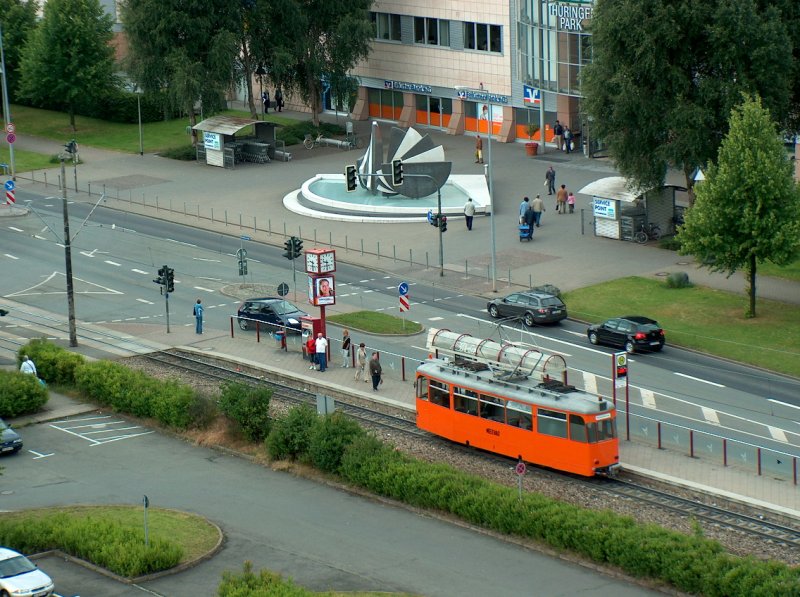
[{"xmin": 477, "ymin": 104, "xmax": 503, "ymax": 125}]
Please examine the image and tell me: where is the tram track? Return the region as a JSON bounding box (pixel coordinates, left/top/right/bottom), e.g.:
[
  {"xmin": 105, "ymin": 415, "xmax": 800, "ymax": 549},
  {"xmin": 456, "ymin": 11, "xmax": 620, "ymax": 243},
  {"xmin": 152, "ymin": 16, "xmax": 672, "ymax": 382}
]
[{"xmin": 139, "ymin": 349, "xmax": 800, "ymax": 555}]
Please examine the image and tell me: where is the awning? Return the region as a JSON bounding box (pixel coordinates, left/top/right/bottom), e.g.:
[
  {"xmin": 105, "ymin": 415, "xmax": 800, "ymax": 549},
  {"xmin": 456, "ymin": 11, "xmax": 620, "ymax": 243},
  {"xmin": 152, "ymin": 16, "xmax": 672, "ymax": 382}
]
[
  {"xmin": 192, "ymin": 115, "xmax": 260, "ymax": 135},
  {"xmin": 577, "ymin": 176, "xmax": 647, "ymax": 203}
]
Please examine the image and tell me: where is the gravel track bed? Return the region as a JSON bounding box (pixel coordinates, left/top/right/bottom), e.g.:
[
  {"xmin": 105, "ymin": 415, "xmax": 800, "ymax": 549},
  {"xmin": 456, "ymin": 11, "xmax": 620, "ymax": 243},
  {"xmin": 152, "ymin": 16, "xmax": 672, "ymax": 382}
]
[{"xmin": 123, "ymin": 354, "xmax": 800, "ymax": 567}]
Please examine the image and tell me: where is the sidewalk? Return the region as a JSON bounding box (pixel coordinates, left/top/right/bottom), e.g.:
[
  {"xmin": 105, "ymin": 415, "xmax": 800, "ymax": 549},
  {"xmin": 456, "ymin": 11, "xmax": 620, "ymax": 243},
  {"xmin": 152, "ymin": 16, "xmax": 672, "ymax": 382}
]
[{"xmin": 9, "ymin": 113, "xmax": 800, "ymax": 304}]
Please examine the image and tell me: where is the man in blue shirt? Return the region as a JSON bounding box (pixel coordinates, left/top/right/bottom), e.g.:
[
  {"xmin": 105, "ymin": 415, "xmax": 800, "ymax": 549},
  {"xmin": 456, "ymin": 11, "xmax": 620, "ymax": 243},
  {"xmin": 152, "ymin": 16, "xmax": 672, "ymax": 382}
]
[{"xmin": 193, "ymin": 299, "xmax": 204, "ymax": 334}]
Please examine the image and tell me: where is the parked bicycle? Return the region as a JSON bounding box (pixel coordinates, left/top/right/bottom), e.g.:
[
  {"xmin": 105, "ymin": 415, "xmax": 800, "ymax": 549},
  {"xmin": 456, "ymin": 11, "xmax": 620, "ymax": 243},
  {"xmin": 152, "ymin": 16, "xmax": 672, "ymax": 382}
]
[
  {"xmin": 303, "ymin": 133, "xmax": 324, "ymax": 150},
  {"xmin": 634, "ymin": 222, "xmax": 662, "ymax": 244}
]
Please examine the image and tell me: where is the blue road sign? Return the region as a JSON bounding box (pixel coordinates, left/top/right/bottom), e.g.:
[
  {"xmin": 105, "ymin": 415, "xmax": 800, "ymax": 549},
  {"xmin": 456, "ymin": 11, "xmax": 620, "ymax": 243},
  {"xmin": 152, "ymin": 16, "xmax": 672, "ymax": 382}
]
[
  {"xmin": 398, "ymin": 282, "xmax": 409, "ymax": 296},
  {"xmin": 427, "ymin": 210, "xmax": 434, "ymax": 224},
  {"xmin": 4, "ymin": 180, "xmax": 15, "ymax": 191},
  {"xmin": 240, "ymin": 235, "xmax": 251, "ymax": 241}
]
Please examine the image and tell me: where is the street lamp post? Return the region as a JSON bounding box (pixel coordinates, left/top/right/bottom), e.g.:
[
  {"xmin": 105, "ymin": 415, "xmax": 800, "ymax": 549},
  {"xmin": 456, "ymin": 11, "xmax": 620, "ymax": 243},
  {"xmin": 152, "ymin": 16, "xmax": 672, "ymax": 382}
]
[{"xmin": 136, "ymin": 87, "xmax": 143, "ymax": 156}]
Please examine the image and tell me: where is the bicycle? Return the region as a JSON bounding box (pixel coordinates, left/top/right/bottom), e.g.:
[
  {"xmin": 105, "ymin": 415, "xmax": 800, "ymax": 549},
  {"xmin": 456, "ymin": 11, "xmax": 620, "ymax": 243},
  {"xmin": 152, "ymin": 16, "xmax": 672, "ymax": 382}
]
[
  {"xmin": 634, "ymin": 222, "xmax": 661, "ymax": 244},
  {"xmin": 303, "ymin": 133, "xmax": 323, "ymax": 150}
]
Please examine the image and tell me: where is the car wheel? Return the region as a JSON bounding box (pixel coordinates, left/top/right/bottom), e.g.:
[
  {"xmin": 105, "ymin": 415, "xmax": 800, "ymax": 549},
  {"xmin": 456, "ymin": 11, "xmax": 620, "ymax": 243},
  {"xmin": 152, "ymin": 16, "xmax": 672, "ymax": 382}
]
[
  {"xmin": 523, "ymin": 313, "xmax": 535, "ymax": 327},
  {"xmin": 625, "ymin": 340, "xmax": 636, "ymax": 354},
  {"xmin": 1, "ymin": 589, "xmax": 10, "ymax": 597},
  {"xmin": 488, "ymin": 304, "xmax": 499, "ymax": 318},
  {"xmin": 238, "ymin": 318, "xmax": 249, "ymax": 331},
  {"xmin": 588, "ymin": 331, "xmax": 599, "ymax": 345}
]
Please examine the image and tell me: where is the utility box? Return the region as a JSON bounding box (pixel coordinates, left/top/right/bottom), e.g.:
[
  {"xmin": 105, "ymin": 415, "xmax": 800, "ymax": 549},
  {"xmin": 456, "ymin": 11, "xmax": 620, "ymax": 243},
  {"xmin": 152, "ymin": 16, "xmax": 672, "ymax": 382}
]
[{"xmin": 301, "ymin": 316, "xmax": 323, "ymax": 359}]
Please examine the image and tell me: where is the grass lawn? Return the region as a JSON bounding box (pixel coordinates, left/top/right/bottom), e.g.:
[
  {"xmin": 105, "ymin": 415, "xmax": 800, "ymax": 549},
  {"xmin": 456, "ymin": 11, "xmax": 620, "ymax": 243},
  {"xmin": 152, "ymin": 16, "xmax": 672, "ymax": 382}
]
[
  {"xmin": 327, "ymin": 311, "xmax": 423, "ymax": 335},
  {"xmin": 758, "ymin": 258, "xmax": 800, "ymax": 282},
  {"xmin": 1, "ymin": 505, "xmax": 219, "ymax": 564},
  {"xmin": 0, "ymin": 144, "xmax": 59, "ymax": 172},
  {"xmin": 564, "ymin": 277, "xmax": 800, "ymax": 376}
]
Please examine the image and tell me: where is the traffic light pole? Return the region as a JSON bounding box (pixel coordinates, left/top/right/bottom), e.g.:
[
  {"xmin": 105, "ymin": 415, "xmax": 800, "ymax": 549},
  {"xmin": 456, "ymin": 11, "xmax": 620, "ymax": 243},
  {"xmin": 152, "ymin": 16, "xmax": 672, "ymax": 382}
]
[
  {"xmin": 60, "ymin": 156, "xmax": 78, "ymax": 347},
  {"xmin": 165, "ymin": 292, "xmax": 171, "ymax": 333}
]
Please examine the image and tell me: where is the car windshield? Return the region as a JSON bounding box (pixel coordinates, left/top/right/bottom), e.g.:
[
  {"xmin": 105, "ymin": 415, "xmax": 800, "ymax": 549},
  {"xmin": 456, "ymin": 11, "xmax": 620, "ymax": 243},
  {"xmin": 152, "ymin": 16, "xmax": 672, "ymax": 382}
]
[
  {"xmin": 540, "ymin": 296, "xmax": 564, "ymax": 307},
  {"xmin": 270, "ymin": 300, "xmax": 300, "ymax": 316},
  {"xmin": 0, "ymin": 555, "xmax": 37, "ymax": 578}
]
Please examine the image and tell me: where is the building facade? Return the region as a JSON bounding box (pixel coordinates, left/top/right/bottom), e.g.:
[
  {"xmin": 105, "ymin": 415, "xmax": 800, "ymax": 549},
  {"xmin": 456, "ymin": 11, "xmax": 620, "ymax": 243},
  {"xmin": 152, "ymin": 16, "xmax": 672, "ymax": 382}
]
[{"xmin": 347, "ymin": 0, "xmax": 593, "ymax": 146}]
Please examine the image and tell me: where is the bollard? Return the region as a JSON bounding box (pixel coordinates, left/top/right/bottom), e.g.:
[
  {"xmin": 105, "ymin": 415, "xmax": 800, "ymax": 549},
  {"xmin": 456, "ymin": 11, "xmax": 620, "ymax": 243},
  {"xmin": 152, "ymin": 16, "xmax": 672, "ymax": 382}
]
[
  {"xmin": 393, "ymin": 245, "xmax": 396, "ymax": 262},
  {"xmin": 360, "ymin": 238, "xmax": 364, "ymax": 256},
  {"xmin": 345, "ymin": 235, "xmax": 349, "ymax": 252},
  {"xmin": 225, "ymin": 209, "xmax": 228, "ymax": 226},
  {"xmin": 211, "ymin": 207, "xmax": 215, "ymax": 222},
  {"xmin": 410, "ymin": 249, "xmax": 413, "ymax": 267},
  {"xmin": 88, "ymin": 183, "xmax": 91, "ymax": 196}
]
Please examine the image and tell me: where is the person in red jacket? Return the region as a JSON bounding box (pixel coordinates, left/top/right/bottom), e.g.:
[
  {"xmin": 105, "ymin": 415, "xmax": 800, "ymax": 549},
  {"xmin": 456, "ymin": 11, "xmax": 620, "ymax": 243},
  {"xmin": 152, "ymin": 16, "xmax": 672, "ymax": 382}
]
[{"xmin": 306, "ymin": 336, "xmax": 316, "ymax": 369}]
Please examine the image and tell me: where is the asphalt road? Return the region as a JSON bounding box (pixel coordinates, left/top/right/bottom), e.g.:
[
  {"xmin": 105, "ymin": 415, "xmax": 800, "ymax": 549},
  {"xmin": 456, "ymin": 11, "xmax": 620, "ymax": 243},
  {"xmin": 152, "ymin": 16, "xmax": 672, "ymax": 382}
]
[{"xmin": 1, "ymin": 413, "xmax": 659, "ymax": 597}]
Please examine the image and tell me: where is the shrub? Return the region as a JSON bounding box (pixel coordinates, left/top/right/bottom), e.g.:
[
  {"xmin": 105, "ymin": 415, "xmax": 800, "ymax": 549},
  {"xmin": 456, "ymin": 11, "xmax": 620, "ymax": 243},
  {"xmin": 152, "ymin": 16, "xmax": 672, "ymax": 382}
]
[
  {"xmin": 219, "ymin": 561, "xmax": 311, "ymax": 596},
  {"xmin": 265, "ymin": 404, "xmax": 318, "ymax": 461},
  {"xmin": 660, "ymin": 236, "xmax": 682, "ymax": 251},
  {"xmin": 18, "ymin": 339, "xmax": 85, "ymax": 386},
  {"xmin": 218, "ymin": 382, "xmax": 272, "ymax": 442},
  {"xmin": 0, "ymin": 371, "xmax": 48, "ymax": 417},
  {"xmin": 159, "ymin": 145, "xmax": 197, "ymax": 161},
  {"xmin": 666, "ymin": 271, "xmax": 691, "ymax": 288},
  {"xmin": 307, "ymin": 412, "xmax": 365, "ymax": 474}
]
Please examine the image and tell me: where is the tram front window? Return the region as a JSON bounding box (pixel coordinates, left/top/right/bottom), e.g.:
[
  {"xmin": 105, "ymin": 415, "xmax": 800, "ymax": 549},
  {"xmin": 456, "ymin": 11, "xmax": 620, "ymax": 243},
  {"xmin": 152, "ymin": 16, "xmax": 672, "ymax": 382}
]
[
  {"xmin": 416, "ymin": 376, "xmax": 429, "ymax": 401},
  {"xmin": 587, "ymin": 418, "xmax": 617, "ymax": 442}
]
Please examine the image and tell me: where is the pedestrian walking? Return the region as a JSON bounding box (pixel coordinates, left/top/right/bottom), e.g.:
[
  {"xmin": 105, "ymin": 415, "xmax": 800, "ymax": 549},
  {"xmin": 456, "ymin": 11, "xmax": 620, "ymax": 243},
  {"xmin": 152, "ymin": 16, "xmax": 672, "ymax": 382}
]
[
  {"xmin": 567, "ymin": 192, "xmax": 576, "ymax": 214},
  {"xmin": 523, "ymin": 201, "xmax": 535, "ymax": 239},
  {"xmin": 553, "ymin": 120, "xmax": 564, "ymax": 151},
  {"xmin": 463, "ymin": 197, "xmax": 475, "ymax": 231},
  {"xmin": 306, "ymin": 336, "xmax": 317, "ymax": 369},
  {"xmin": 341, "ymin": 329, "xmax": 351, "ymax": 368},
  {"xmin": 354, "ymin": 343, "xmax": 368, "ymax": 382},
  {"xmin": 475, "ymin": 135, "xmax": 483, "ymax": 164},
  {"xmin": 193, "ymin": 299, "xmax": 204, "ymax": 334},
  {"xmin": 369, "ymin": 352, "xmax": 382, "ymax": 391},
  {"xmin": 531, "ymin": 195, "xmax": 545, "ymax": 227},
  {"xmin": 519, "ymin": 196, "xmax": 530, "ymax": 224},
  {"xmin": 315, "ymin": 333, "xmax": 328, "ymax": 372},
  {"xmin": 262, "ymin": 89, "xmax": 270, "ymax": 114},
  {"xmin": 20, "ymin": 355, "xmax": 37, "ymax": 376},
  {"xmin": 275, "ymin": 88, "xmax": 283, "ymax": 112},
  {"xmin": 564, "ymin": 126, "xmax": 573, "ymax": 153},
  {"xmin": 556, "ymin": 185, "xmax": 568, "ymax": 214},
  {"xmin": 544, "ymin": 166, "xmax": 556, "ymax": 195}
]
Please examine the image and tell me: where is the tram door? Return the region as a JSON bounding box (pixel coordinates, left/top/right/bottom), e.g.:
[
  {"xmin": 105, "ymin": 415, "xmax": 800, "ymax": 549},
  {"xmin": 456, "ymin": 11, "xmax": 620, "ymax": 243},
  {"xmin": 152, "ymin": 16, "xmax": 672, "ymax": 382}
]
[{"xmin": 416, "ymin": 96, "xmax": 452, "ymax": 129}]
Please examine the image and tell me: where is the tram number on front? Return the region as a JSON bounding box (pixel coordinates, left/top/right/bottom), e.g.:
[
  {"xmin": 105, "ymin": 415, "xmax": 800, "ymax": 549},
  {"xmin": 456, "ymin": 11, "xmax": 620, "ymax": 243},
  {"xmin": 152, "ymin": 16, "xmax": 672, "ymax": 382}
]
[{"xmin": 486, "ymin": 428, "xmax": 500, "ymax": 437}]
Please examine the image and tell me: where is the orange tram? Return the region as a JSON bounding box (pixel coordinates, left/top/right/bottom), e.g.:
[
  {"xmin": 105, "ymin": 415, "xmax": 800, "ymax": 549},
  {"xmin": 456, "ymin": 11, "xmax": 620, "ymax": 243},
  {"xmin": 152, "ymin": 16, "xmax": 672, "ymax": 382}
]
[{"xmin": 415, "ymin": 329, "xmax": 620, "ymax": 477}]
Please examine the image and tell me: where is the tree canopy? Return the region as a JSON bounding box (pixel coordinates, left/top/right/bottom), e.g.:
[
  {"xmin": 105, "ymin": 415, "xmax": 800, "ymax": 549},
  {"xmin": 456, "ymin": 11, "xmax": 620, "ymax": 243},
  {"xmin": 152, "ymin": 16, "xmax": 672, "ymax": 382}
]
[
  {"xmin": 0, "ymin": 0, "xmax": 38, "ymax": 106},
  {"xmin": 17, "ymin": 0, "xmax": 117, "ymax": 130},
  {"xmin": 120, "ymin": 0, "xmax": 240, "ymax": 142},
  {"xmin": 581, "ymin": 0, "xmax": 795, "ymax": 194},
  {"xmin": 677, "ymin": 96, "xmax": 800, "ymax": 317}
]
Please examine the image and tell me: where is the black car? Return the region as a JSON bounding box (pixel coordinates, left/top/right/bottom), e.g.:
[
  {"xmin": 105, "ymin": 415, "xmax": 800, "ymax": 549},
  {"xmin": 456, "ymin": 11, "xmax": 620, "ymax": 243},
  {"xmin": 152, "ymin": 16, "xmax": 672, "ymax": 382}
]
[
  {"xmin": 486, "ymin": 291, "xmax": 567, "ymax": 326},
  {"xmin": 237, "ymin": 297, "xmax": 308, "ymax": 332},
  {"xmin": 587, "ymin": 316, "xmax": 665, "ymax": 353},
  {"xmin": 0, "ymin": 418, "xmax": 22, "ymax": 455}
]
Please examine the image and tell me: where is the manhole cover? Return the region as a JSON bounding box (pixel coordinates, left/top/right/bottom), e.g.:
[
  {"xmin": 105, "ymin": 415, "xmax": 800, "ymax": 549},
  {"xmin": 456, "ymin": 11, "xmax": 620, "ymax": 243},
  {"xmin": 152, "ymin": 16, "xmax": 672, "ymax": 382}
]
[
  {"xmin": 676, "ymin": 261, "xmax": 692, "ymax": 266},
  {"xmin": 655, "ymin": 272, "xmax": 669, "ymax": 277}
]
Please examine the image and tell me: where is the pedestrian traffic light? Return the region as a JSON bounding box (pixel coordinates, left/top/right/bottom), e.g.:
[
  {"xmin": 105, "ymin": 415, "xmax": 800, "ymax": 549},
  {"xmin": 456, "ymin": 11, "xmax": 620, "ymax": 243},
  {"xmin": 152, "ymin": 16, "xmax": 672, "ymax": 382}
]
[
  {"xmin": 292, "ymin": 236, "xmax": 303, "ymax": 257},
  {"xmin": 440, "ymin": 216, "xmax": 448, "ymax": 232},
  {"xmin": 345, "ymin": 165, "xmax": 358, "ymax": 192},
  {"xmin": 432, "ymin": 214, "xmax": 440, "ymax": 228},
  {"xmin": 166, "ymin": 267, "xmax": 175, "ymax": 293},
  {"xmin": 238, "ymin": 259, "xmax": 248, "ymax": 276},
  {"xmin": 615, "ymin": 353, "xmax": 628, "ymax": 379},
  {"xmin": 391, "ymin": 159, "xmax": 403, "ymax": 186},
  {"xmin": 154, "ymin": 265, "xmax": 167, "ymax": 286},
  {"xmin": 283, "ymin": 238, "xmax": 294, "ymax": 260}
]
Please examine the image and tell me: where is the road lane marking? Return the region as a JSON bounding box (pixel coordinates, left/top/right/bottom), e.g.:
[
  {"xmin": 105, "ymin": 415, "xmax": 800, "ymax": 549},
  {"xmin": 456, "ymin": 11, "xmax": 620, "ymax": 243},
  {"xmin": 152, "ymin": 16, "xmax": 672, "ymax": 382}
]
[
  {"xmin": 166, "ymin": 238, "xmax": 196, "ymax": 247},
  {"xmin": 768, "ymin": 399, "xmax": 800, "ymax": 411},
  {"xmin": 104, "ymin": 260, "xmax": 121, "ymax": 266},
  {"xmin": 131, "ymin": 268, "xmax": 149, "ymax": 275},
  {"xmin": 34, "ymin": 235, "xmax": 48, "ymax": 240},
  {"xmin": 193, "ymin": 257, "xmax": 221, "ymax": 262},
  {"xmin": 136, "ymin": 298, "xmax": 154, "ymax": 304},
  {"xmin": 640, "ymin": 388, "xmax": 657, "ymax": 409},
  {"xmin": 673, "ymin": 372, "xmax": 725, "ymax": 387},
  {"xmin": 769, "ymin": 426, "xmax": 788, "ymax": 442},
  {"xmin": 8, "ymin": 226, "xmax": 24, "ymax": 232},
  {"xmin": 701, "ymin": 406, "xmax": 720, "ymax": 425},
  {"xmin": 28, "ymin": 450, "xmax": 54, "ymax": 459},
  {"xmin": 4, "ymin": 254, "xmax": 18, "ymax": 259},
  {"xmin": 193, "ymin": 286, "xmax": 215, "ymax": 293}
]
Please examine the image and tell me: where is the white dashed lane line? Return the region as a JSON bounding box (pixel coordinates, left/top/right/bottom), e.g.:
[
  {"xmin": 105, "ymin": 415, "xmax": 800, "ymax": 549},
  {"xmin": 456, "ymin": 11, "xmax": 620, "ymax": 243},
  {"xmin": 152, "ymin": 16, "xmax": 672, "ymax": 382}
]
[
  {"xmin": 104, "ymin": 260, "xmax": 121, "ymax": 266},
  {"xmin": 131, "ymin": 268, "xmax": 149, "ymax": 275},
  {"xmin": 3, "ymin": 254, "xmax": 18, "ymax": 259}
]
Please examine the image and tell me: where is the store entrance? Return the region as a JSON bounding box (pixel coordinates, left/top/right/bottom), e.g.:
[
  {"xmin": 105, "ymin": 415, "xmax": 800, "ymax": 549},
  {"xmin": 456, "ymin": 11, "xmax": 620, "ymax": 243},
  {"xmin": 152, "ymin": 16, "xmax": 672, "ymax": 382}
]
[{"xmin": 415, "ymin": 96, "xmax": 452, "ymax": 129}]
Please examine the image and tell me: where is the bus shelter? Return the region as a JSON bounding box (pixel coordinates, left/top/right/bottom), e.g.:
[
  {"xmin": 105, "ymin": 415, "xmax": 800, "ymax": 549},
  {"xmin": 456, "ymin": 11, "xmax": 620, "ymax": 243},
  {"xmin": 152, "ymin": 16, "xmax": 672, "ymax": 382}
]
[
  {"xmin": 192, "ymin": 116, "xmax": 280, "ymax": 169},
  {"xmin": 578, "ymin": 176, "xmax": 682, "ymax": 241}
]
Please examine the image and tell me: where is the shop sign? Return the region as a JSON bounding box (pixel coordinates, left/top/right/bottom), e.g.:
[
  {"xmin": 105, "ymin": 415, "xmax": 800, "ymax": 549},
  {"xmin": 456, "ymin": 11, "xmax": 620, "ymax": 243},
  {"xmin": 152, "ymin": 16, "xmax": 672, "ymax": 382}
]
[
  {"xmin": 203, "ymin": 132, "xmax": 221, "ymax": 151},
  {"xmin": 384, "ymin": 80, "xmax": 432, "ymax": 94},
  {"xmin": 456, "ymin": 89, "xmax": 509, "ymax": 104},
  {"xmin": 593, "ymin": 198, "xmax": 616, "ymax": 219},
  {"xmin": 546, "ymin": 1, "xmax": 593, "ymax": 32}
]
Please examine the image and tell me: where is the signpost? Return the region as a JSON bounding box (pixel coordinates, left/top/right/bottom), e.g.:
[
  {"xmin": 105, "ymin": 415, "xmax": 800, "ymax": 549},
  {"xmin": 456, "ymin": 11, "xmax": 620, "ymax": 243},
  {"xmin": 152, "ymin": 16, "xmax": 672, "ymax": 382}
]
[
  {"xmin": 4, "ymin": 179, "xmax": 14, "ymax": 204},
  {"xmin": 398, "ymin": 282, "xmax": 409, "ymax": 329},
  {"xmin": 515, "ymin": 460, "xmax": 526, "ymax": 500}
]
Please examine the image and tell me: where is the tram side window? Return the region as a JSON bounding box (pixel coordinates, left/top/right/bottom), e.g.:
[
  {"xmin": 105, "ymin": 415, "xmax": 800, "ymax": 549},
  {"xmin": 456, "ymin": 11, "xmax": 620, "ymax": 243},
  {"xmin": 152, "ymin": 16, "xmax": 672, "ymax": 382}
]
[
  {"xmin": 537, "ymin": 408, "xmax": 567, "ymax": 438},
  {"xmin": 453, "ymin": 387, "xmax": 478, "ymax": 416},
  {"xmin": 430, "ymin": 380, "xmax": 451, "ymax": 408},
  {"xmin": 480, "ymin": 396, "xmax": 506, "ymax": 422},
  {"xmin": 569, "ymin": 414, "xmax": 588, "ymax": 443},
  {"xmin": 507, "ymin": 401, "xmax": 532, "ymax": 430},
  {"xmin": 416, "ymin": 377, "xmax": 429, "ymax": 401}
]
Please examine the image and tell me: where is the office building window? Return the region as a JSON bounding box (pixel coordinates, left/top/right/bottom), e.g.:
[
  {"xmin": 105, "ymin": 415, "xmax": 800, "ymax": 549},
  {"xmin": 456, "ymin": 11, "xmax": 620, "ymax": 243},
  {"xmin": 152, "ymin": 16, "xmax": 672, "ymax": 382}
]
[
  {"xmin": 463, "ymin": 22, "xmax": 501, "ymax": 53},
  {"xmin": 415, "ymin": 17, "xmax": 450, "ymax": 47},
  {"xmin": 371, "ymin": 12, "xmax": 401, "ymax": 42}
]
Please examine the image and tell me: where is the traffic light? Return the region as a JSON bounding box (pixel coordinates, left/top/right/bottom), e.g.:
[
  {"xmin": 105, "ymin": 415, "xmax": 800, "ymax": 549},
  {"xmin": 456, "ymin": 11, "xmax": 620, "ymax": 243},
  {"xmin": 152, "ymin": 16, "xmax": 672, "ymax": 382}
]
[
  {"xmin": 432, "ymin": 214, "xmax": 440, "ymax": 228},
  {"xmin": 166, "ymin": 268, "xmax": 175, "ymax": 293},
  {"xmin": 238, "ymin": 260, "xmax": 248, "ymax": 276},
  {"xmin": 615, "ymin": 353, "xmax": 628, "ymax": 379},
  {"xmin": 440, "ymin": 216, "xmax": 448, "ymax": 232},
  {"xmin": 345, "ymin": 165, "xmax": 358, "ymax": 192},
  {"xmin": 292, "ymin": 236, "xmax": 303, "ymax": 257},
  {"xmin": 283, "ymin": 238, "xmax": 294, "ymax": 260},
  {"xmin": 391, "ymin": 159, "xmax": 403, "ymax": 186},
  {"xmin": 154, "ymin": 265, "xmax": 167, "ymax": 286},
  {"xmin": 0, "ymin": 309, "xmax": 8, "ymax": 316}
]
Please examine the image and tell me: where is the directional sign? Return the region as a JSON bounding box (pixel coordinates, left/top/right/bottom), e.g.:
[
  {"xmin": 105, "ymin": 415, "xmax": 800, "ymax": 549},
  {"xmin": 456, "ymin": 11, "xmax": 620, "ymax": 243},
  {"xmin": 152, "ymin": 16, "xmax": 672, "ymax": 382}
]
[
  {"xmin": 4, "ymin": 180, "xmax": 14, "ymax": 191},
  {"xmin": 5, "ymin": 123, "xmax": 15, "ymax": 134},
  {"xmin": 398, "ymin": 282, "xmax": 409, "ymax": 296},
  {"xmin": 6, "ymin": 133, "xmax": 15, "ymax": 144},
  {"xmin": 426, "ymin": 210, "xmax": 434, "ymax": 225}
]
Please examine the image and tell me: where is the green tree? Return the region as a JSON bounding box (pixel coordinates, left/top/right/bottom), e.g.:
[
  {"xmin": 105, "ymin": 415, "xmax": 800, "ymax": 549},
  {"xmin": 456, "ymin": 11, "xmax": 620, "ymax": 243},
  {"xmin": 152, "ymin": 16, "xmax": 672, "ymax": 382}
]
[
  {"xmin": 678, "ymin": 96, "xmax": 800, "ymax": 318},
  {"xmin": 121, "ymin": 0, "xmax": 240, "ymax": 144},
  {"xmin": 582, "ymin": 0, "xmax": 794, "ymax": 196},
  {"xmin": 0, "ymin": 0, "xmax": 38, "ymax": 106},
  {"xmin": 17, "ymin": 0, "xmax": 116, "ymax": 130}
]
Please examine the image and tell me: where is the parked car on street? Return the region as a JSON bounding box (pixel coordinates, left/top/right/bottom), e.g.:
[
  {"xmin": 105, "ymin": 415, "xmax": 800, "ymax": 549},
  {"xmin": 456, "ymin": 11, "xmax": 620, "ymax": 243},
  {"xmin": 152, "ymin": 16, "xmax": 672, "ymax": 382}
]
[
  {"xmin": 487, "ymin": 291, "xmax": 567, "ymax": 326},
  {"xmin": 0, "ymin": 418, "xmax": 22, "ymax": 455},
  {"xmin": 236, "ymin": 298, "xmax": 307, "ymax": 332},
  {"xmin": 0, "ymin": 547, "xmax": 54, "ymax": 596},
  {"xmin": 587, "ymin": 316, "xmax": 665, "ymax": 353}
]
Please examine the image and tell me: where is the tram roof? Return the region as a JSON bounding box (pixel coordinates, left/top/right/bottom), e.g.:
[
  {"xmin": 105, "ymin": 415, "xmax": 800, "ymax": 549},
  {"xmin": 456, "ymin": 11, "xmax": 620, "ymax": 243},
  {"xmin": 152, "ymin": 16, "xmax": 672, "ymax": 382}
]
[{"xmin": 418, "ymin": 360, "xmax": 613, "ymax": 415}]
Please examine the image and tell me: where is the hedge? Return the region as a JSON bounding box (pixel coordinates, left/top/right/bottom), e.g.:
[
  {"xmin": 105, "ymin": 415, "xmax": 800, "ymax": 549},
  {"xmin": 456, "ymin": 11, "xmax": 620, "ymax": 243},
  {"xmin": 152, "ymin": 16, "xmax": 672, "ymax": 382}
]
[
  {"xmin": 0, "ymin": 370, "xmax": 48, "ymax": 417},
  {"xmin": 18, "ymin": 338, "xmax": 85, "ymax": 386},
  {"xmin": 218, "ymin": 561, "xmax": 311, "ymax": 596},
  {"xmin": 218, "ymin": 382, "xmax": 272, "ymax": 442}
]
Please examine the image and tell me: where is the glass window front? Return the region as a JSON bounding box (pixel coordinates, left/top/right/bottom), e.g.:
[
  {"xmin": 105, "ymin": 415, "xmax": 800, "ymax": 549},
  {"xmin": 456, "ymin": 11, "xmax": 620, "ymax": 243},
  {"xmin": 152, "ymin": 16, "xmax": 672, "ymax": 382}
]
[
  {"xmin": 371, "ymin": 12, "xmax": 401, "ymax": 42},
  {"xmin": 464, "ymin": 21, "xmax": 502, "ymax": 53},
  {"xmin": 537, "ymin": 408, "xmax": 567, "ymax": 438},
  {"xmin": 416, "ymin": 17, "xmax": 449, "ymax": 47}
]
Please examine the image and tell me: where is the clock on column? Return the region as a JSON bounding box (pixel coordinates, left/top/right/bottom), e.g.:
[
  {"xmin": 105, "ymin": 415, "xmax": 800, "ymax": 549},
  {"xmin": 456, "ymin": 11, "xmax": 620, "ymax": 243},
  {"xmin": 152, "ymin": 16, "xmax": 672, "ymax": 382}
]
[{"xmin": 305, "ymin": 248, "xmax": 336, "ymax": 274}]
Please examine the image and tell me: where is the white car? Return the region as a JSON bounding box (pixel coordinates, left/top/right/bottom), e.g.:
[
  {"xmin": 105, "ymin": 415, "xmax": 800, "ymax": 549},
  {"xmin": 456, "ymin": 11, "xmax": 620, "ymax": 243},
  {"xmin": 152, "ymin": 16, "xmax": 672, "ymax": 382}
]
[{"xmin": 0, "ymin": 547, "xmax": 54, "ymax": 597}]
